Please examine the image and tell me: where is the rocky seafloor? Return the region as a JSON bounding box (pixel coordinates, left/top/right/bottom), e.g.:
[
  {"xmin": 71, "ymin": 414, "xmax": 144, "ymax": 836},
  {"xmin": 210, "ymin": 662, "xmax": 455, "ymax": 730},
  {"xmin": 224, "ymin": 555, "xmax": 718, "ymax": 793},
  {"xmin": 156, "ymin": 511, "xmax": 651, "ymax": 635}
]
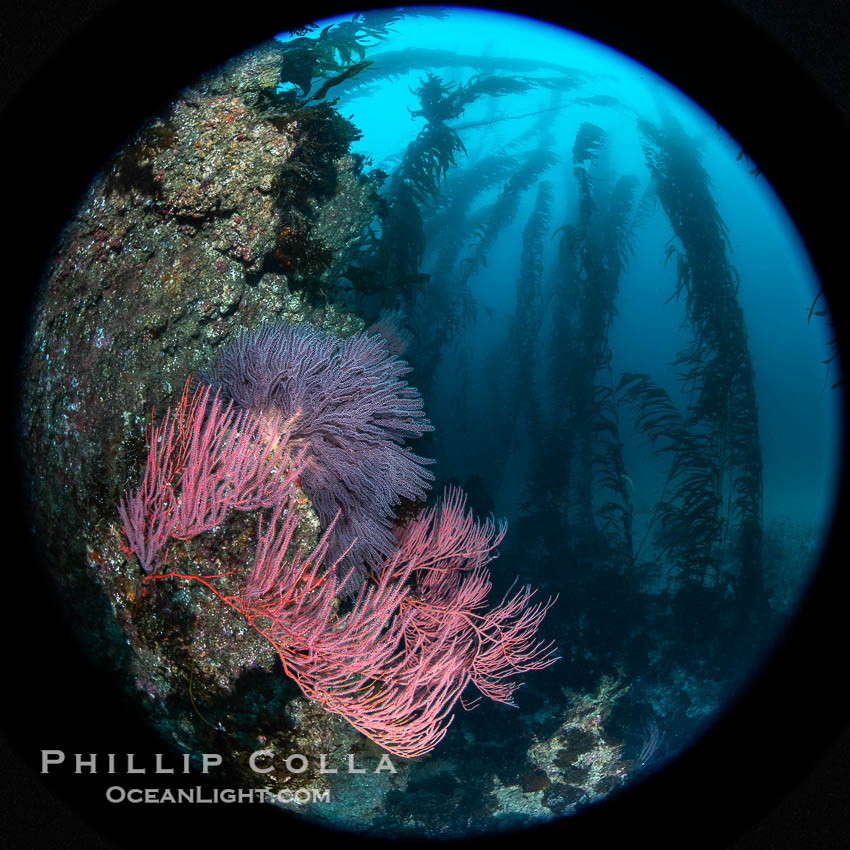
[{"xmin": 17, "ymin": 36, "xmax": 648, "ymax": 837}]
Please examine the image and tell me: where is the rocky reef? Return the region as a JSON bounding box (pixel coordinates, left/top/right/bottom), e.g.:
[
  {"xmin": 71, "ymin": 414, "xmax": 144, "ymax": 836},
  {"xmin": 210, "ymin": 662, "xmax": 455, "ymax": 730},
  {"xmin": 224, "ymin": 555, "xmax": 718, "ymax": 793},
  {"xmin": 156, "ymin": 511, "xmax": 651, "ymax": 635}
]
[{"xmin": 17, "ymin": 39, "xmax": 397, "ymax": 824}]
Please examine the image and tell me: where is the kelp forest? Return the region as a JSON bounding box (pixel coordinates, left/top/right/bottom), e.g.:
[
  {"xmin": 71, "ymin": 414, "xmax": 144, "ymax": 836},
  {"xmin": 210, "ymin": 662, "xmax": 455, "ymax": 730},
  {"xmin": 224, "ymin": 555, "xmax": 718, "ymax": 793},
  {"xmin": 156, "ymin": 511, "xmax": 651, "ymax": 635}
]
[
  {"xmin": 265, "ymin": 11, "xmax": 831, "ymax": 756},
  {"xmin": 20, "ymin": 7, "xmax": 839, "ymax": 836}
]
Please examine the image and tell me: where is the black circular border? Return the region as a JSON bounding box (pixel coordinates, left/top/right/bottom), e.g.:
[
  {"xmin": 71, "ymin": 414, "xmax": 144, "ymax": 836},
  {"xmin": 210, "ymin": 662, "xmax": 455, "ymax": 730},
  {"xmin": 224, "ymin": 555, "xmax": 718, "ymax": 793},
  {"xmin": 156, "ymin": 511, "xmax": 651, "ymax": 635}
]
[{"xmin": 2, "ymin": 1, "xmax": 848, "ymax": 847}]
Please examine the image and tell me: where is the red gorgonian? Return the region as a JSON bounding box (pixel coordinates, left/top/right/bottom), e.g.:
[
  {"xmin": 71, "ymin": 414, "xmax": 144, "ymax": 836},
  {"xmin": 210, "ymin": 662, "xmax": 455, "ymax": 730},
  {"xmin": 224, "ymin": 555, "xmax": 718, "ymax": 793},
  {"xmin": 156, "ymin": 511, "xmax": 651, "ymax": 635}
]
[
  {"xmin": 119, "ymin": 373, "xmax": 557, "ymax": 758},
  {"xmin": 145, "ymin": 484, "xmax": 557, "ymax": 758}
]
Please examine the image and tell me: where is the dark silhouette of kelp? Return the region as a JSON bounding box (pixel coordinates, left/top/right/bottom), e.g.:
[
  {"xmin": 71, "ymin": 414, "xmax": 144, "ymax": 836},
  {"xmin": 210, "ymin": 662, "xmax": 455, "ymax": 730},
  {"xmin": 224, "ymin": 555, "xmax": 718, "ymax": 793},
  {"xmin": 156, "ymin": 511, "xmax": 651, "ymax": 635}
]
[
  {"xmin": 624, "ymin": 107, "xmax": 766, "ymax": 638},
  {"xmin": 530, "ymin": 123, "xmax": 639, "ymax": 561}
]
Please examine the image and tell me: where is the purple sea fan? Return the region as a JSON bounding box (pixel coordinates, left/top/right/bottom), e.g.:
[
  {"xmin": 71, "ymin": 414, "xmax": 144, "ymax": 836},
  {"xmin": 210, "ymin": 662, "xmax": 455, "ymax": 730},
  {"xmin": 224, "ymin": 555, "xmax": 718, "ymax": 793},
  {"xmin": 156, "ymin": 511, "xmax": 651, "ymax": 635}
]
[
  {"xmin": 366, "ymin": 309, "xmax": 413, "ymax": 356},
  {"xmin": 203, "ymin": 321, "xmax": 434, "ymax": 594}
]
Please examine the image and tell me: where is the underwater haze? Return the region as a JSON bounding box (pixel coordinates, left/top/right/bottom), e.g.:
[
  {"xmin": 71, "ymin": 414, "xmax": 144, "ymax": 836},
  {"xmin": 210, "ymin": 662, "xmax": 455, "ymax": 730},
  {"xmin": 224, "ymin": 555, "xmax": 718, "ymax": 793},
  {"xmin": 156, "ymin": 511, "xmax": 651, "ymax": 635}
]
[
  {"xmin": 312, "ymin": 8, "xmax": 839, "ymax": 529},
  {"xmin": 18, "ymin": 4, "xmax": 842, "ymax": 841}
]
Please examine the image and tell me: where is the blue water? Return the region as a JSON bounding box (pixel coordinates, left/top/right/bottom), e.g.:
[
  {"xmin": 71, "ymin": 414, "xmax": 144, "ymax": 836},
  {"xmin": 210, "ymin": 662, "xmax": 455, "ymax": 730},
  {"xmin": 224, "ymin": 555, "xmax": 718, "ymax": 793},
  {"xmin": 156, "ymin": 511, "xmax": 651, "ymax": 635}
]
[
  {"xmin": 271, "ymin": 6, "xmax": 841, "ymax": 834},
  {"xmin": 279, "ymin": 7, "xmax": 840, "ymax": 527}
]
